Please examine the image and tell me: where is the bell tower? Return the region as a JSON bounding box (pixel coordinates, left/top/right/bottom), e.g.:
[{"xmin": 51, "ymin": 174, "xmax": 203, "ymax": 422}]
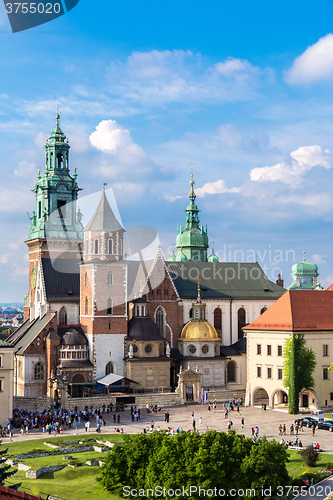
[{"xmin": 24, "ymin": 110, "xmax": 83, "ymax": 321}]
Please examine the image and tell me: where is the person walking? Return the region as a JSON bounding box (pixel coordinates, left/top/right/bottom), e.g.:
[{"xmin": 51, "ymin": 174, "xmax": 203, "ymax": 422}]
[{"xmin": 241, "ymin": 417, "xmax": 244, "ymax": 428}]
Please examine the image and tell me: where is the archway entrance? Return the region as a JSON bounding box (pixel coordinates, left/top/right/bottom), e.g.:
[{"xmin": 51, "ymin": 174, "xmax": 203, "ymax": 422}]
[
  {"xmin": 300, "ymin": 390, "xmax": 318, "ymax": 410},
  {"xmin": 272, "ymin": 389, "xmax": 288, "ymax": 408},
  {"xmin": 186, "ymin": 383, "xmax": 194, "ymax": 401},
  {"xmin": 253, "ymin": 387, "xmax": 269, "ymax": 407},
  {"xmin": 176, "ymin": 366, "xmax": 201, "ymax": 404}
]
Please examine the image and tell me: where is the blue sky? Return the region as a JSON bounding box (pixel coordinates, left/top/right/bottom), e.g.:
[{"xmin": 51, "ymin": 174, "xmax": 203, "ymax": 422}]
[{"xmin": 1, "ymin": 0, "xmax": 333, "ymax": 300}]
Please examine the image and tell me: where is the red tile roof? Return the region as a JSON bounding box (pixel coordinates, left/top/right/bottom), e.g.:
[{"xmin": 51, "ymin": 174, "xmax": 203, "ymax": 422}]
[
  {"xmin": 245, "ymin": 290, "xmax": 333, "ymax": 331},
  {"xmin": 326, "ymin": 284, "xmax": 333, "ymax": 291},
  {"xmin": 0, "ymin": 485, "xmax": 45, "ymax": 500}
]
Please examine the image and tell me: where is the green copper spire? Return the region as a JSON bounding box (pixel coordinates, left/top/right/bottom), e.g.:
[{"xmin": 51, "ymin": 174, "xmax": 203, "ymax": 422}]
[
  {"xmin": 175, "ymin": 167, "xmax": 209, "ymax": 262},
  {"xmin": 28, "ymin": 110, "xmax": 83, "ymax": 241}
]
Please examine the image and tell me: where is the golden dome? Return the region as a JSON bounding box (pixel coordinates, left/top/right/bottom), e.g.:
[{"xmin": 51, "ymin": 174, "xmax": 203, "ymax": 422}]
[{"xmin": 180, "ymin": 320, "xmax": 219, "ymax": 340}]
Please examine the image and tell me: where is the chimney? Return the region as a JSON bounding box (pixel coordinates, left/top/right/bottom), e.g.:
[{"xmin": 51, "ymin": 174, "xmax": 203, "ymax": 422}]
[{"xmin": 276, "ymin": 274, "xmax": 284, "ymax": 288}]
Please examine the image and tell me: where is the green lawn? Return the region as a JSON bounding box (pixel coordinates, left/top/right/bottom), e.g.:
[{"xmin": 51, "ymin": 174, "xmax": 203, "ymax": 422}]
[
  {"xmin": 20, "ymin": 450, "xmax": 109, "ymax": 468},
  {"xmin": 287, "ymin": 450, "xmax": 333, "ymax": 478},
  {"xmin": 5, "ymin": 433, "xmax": 124, "ymax": 456},
  {"xmin": 2, "ymin": 433, "xmax": 125, "ymax": 500},
  {"xmin": 6, "ymin": 466, "xmax": 120, "ymax": 500}
]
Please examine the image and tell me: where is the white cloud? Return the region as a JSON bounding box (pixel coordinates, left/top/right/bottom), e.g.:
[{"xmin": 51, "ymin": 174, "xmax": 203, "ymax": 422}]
[
  {"xmin": 278, "ymin": 192, "xmax": 330, "ymax": 208},
  {"xmin": 107, "ymin": 50, "xmax": 264, "ymax": 105},
  {"xmin": 196, "ymin": 179, "xmax": 240, "ymax": 198},
  {"xmin": 14, "ymin": 160, "xmax": 37, "ymax": 179},
  {"xmin": 285, "ymin": 34, "xmax": 333, "ymax": 85},
  {"xmin": 0, "ymin": 255, "xmax": 9, "ymax": 264},
  {"xmin": 90, "ymin": 120, "xmax": 145, "ymax": 157},
  {"xmin": 312, "ymin": 253, "xmax": 327, "ymax": 265},
  {"xmin": 250, "ymin": 145, "xmax": 331, "ymax": 187}
]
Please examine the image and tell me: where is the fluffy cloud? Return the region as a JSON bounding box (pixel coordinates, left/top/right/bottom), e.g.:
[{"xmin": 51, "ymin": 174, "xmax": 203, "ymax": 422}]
[
  {"xmin": 249, "ymin": 145, "xmax": 331, "ymax": 187},
  {"xmin": 196, "ymin": 179, "xmax": 240, "ymax": 198},
  {"xmin": 90, "ymin": 119, "xmax": 146, "ymax": 157},
  {"xmin": 107, "ymin": 50, "xmax": 265, "ymax": 105},
  {"xmin": 285, "ymin": 34, "xmax": 333, "ymax": 85}
]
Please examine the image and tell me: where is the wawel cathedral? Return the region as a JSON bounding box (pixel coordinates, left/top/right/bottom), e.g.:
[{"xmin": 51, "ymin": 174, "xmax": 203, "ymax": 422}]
[{"xmin": 8, "ymin": 114, "xmax": 286, "ymax": 402}]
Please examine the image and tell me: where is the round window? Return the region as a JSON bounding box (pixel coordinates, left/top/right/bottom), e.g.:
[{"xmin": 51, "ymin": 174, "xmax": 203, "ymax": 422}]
[
  {"xmin": 188, "ymin": 344, "xmax": 196, "ymax": 354},
  {"xmin": 145, "ymin": 344, "xmax": 152, "ymax": 353},
  {"xmin": 201, "ymin": 345, "xmax": 209, "ymax": 354},
  {"xmin": 133, "ymin": 345, "xmax": 138, "ymax": 353}
]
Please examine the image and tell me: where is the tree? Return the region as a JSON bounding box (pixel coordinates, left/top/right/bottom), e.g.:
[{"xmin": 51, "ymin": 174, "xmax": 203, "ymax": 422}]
[
  {"xmin": 299, "ymin": 446, "xmax": 320, "ymax": 468},
  {"xmin": 0, "ymin": 448, "xmax": 19, "ymax": 487},
  {"xmin": 283, "ymin": 334, "xmax": 316, "ymax": 414},
  {"xmin": 98, "ymin": 431, "xmax": 290, "ymax": 499}
]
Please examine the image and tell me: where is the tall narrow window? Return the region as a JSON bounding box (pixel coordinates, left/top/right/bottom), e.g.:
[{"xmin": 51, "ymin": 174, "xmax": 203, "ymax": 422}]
[
  {"xmin": 34, "ymin": 363, "xmax": 44, "ymax": 380},
  {"xmin": 108, "ymin": 272, "xmax": 113, "ymax": 286},
  {"xmin": 108, "ymin": 239, "xmax": 113, "ymax": 255},
  {"xmin": 214, "ymin": 308, "xmax": 222, "ymax": 339},
  {"xmin": 107, "ymin": 297, "xmax": 113, "ymax": 315},
  {"xmin": 38, "ymin": 201, "xmax": 42, "ymax": 219},
  {"xmin": 85, "ymin": 272, "xmax": 88, "ymax": 286},
  {"xmin": 94, "ymin": 239, "xmax": 99, "ymax": 255},
  {"xmin": 227, "ymin": 361, "xmax": 236, "ymax": 383},
  {"xmin": 156, "ymin": 306, "xmax": 165, "ymax": 337},
  {"xmin": 57, "ymin": 200, "xmax": 66, "ymax": 219},
  {"xmin": 59, "ymin": 306, "xmax": 67, "ymax": 325},
  {"xmin": 237, "ymin": 308, "xmax": 246, "ymax": 340},
  {"xmin": 118, "ymin": 240, "xmax": 122, "ymax": 255},
  {"xmin": 85, "ymin": 297, "xmax": 88, "ymax": 315},
  {"xmin": 105, "ymin": 362, "xmax": 113, "ymax": 375}
]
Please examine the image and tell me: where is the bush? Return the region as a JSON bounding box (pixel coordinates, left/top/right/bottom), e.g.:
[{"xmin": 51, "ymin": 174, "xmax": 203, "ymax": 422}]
[{"xmin": 299, "ymin": 446, "xmax": 320, "ymax": 467}]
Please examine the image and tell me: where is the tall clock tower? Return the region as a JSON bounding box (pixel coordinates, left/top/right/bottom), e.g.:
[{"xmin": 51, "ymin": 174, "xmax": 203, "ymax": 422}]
[{"xmin": 24, "ymin": 112, "xmax": 83, "ymax": 321}]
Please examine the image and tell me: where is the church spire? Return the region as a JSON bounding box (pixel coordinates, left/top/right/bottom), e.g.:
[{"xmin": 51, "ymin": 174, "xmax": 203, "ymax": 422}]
[
  {"xmin": 28, "ymin": 111, "xmax": 83, "ymax": 241},
  {"xmin": 174, "ymin": 166, "xmax": 209, "ymax": 262}
]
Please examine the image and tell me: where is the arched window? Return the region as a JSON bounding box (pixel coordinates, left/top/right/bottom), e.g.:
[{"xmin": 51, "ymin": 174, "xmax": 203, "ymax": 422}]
[
  {"xmin": 189, "ymin": 308, "xmax": 193, "ymax": 319},
  {"xmin": 85, "ymin": 240, "xmax": 88, "ymax": 254},
  {"xmin": 108, "ymin": 272, "xmax": 113, "ymax": 286},
  {"xmin": 156, "ymin": 306, "xmax": 165, "ymax": 337},
  {"xmin": 34, "ymin": 363, "xmax": 44, "ymax": 381},
  {"xmin": 85, "ymin": 272, "xmax": 88, "ymax": 286},
  {"xmin": 72, "ymin": 373, "xmax": 85, "ymax": 383},
  {"xmin": 59, "ymin": 306, "xmax": 67, "ymax": 325},
  {"xmin": 107, "ymin": 297, "xmax": 113, "ymax": 316},
  {"xmin": 108, "ymin": 239, "xmax": 113, "ymax": 255},
  {"xmin": 118, "ymin": 239, "xmax": 122, "ymax": 255},
  {"xmin": 260, "ymin": 307, "xmax": 267, "ymax": 315},
  {"xmin": 238, "ymin": 308, "xmax": 246, "ymax": 340},
  {"xmin": 105, "ymin": 362, "xmax": 113, "ymax": 375},
  {"xmin": 94, "ymin": 239, "xmax": 99, "ymax": 255},
  {"xmin": 214, "ymin": 308, "xmax": 222, "ymax": 339},
  {"xmin": 85, "ymin": 297, "xmax": 88, "ymax": 315},
  {"xmin": 227, "ymin": 361, "xmax": 236, "ymax": 383}
]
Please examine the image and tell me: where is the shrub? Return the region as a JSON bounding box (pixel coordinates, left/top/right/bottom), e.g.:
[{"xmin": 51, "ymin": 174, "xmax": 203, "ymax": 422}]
[{"xmin": 299, "ymin": 446, "xmax": 320, "ymax": 467}]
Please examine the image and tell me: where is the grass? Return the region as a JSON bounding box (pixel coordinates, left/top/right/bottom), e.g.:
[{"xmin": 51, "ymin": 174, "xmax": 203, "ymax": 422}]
[
  {"xmin": 6, "ymin": 466, "xmax": 120, "ymax": 500},
  {"xmin": 5, "ymin": 432, "xmax": 124, "ymax": 456},
  {"xmin": 1, "ymin": 433, "xmax": 125, "ymax": 500},
  {"xmin": 20, "ymin": 450, "xmax": 108, "ymax": 468},
  {"xmin": 287, "ymin": 449, "xmax": 333, "ymax": 478}
]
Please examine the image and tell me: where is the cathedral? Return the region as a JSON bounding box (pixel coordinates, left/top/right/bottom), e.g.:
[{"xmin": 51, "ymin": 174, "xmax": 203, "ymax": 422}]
[{"xmin": 8, "ymin": 114, "xmax": 286, "ymax": 403}]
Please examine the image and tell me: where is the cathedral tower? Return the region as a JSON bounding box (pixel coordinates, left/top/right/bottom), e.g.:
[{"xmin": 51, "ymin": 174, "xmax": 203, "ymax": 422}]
[
  {"xmin": 25, "ymin": 111, "xmax": 83, "ymax": 321},
  {"xmin": 80, "ymin": 189, "xmax": 128, "ymax": 379},
  {"xmin": 171, "ymin": 171, "xmax": 209, "ymax": 262}
]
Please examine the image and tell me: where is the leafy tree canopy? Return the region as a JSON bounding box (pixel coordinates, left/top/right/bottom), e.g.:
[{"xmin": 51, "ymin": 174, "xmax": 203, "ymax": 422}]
[{"xmin": 98, "ymin": 431, "xmax": 290, "ymax": 499}]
